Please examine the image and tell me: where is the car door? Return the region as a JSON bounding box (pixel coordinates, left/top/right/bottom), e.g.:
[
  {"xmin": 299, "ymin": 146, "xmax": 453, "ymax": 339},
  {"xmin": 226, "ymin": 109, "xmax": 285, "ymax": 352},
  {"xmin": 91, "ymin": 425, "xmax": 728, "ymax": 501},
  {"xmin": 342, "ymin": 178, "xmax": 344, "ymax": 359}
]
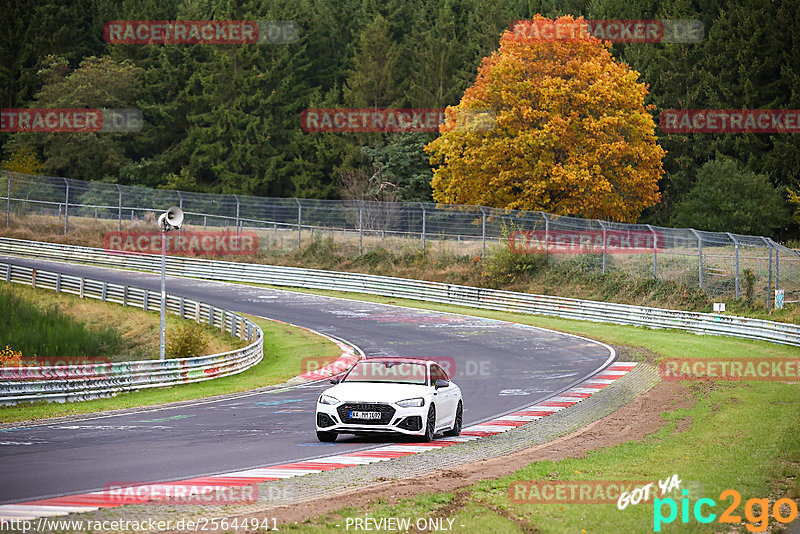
[{"xmin": 431, "ymin": 364, "xmax": 457, "ymax": 429}]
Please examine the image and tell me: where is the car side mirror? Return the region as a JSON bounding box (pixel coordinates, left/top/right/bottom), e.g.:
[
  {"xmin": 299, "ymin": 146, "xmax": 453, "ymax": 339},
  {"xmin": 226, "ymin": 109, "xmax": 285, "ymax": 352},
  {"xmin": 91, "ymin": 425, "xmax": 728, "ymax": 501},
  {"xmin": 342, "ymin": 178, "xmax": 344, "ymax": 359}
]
[
  {"xmin": 435, "ymin": 379, "xmax": 449, "ymax": 389},
  {"xmin": 329, "ymin": 378, "xmax": 340, "ymax": 385}
]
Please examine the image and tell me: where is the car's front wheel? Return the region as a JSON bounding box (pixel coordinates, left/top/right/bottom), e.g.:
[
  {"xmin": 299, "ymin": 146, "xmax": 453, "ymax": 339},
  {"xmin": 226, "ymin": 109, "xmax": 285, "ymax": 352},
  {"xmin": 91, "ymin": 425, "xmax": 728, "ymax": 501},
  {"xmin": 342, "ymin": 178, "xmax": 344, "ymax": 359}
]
[
  {"xmin": 422, "ymin": 405, "xmax": 436, "ymax": 442},
  {"xmin": 444, "ymin": 401, "xmax": 462, "ymax": 437},
  {"xmin": 317, "ymin": 430, "xmax": 337, "ymax": 442}
]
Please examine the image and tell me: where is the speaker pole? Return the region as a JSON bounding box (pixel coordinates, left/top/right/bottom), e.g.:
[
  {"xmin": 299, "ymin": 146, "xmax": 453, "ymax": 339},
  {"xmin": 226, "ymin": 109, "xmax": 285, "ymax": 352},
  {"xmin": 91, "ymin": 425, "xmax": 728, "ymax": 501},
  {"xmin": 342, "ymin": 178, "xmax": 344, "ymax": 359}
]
[{"xmin": 157, "ymin": 206, "xmax": 183, "ymax": 361}]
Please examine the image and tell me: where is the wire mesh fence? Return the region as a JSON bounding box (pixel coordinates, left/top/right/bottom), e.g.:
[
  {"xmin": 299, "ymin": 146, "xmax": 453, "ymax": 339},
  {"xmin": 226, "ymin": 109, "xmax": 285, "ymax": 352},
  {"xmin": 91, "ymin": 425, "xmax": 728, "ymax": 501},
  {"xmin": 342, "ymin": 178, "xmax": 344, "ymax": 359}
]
[{"xmin": 3, "ymin": 171, "xmax": 799, "ymax": 308}]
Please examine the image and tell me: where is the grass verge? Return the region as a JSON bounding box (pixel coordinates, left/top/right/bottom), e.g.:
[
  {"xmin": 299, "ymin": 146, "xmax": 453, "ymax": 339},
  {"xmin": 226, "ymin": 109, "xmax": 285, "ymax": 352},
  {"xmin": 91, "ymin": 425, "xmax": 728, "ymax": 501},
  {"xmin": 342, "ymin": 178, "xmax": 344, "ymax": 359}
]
[
  {"xmin": 223, "ymin": 285, "xmax": 800, "ymax": 534},
  {"xmin": 0, "ymin": 313, "xmax": 342, "ymax": 423},
  {"xmin": 0, "ymin": 283, "xmax": 245, "ymax": 361}
]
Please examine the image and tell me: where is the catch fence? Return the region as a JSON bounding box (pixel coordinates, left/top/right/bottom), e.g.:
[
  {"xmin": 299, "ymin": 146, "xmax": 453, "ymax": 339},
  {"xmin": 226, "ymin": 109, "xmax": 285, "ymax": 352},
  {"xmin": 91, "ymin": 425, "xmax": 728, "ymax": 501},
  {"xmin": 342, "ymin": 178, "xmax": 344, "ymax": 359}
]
[{"xmin": 3, "ymin": 171, "xmax": 798, "ymax": 308}]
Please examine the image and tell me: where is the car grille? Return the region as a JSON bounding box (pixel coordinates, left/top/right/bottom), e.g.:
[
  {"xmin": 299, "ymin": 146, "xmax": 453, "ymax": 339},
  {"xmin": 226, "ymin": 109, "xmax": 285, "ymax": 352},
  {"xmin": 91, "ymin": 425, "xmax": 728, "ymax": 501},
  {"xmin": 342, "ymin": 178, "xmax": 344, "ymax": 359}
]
[{"xmin": 338, "ymin": 403, "xmax": 395, "ymax": 425}]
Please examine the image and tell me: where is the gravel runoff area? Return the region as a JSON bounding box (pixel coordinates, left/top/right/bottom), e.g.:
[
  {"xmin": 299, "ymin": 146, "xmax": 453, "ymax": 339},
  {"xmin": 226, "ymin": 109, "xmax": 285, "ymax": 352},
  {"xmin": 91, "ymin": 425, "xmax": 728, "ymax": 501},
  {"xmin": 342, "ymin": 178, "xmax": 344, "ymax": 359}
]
[{"xmin": 23, "ymin": 360, "xmax": 661, "ymax": 533}]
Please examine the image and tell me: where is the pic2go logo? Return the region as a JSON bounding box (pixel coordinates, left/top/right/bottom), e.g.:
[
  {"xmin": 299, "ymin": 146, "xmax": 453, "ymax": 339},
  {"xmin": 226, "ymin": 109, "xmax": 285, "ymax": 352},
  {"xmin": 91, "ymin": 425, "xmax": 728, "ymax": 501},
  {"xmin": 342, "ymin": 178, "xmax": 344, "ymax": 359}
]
[{"xmin": 654, "ymin": 489, "xmax": 799, "ymax": 532}]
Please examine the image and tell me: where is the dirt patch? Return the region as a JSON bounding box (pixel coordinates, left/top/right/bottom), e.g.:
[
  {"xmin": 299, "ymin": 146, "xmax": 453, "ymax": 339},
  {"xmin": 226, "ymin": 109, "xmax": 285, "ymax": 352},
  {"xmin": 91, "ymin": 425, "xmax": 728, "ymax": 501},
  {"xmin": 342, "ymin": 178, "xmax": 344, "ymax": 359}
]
[
  {"xmin": 245, "ymin": 380, "xmax": 693, "ymax": 526},
  {"xmin": 613, "ymin": 344, "xmax": 662, "ymax": 365}
]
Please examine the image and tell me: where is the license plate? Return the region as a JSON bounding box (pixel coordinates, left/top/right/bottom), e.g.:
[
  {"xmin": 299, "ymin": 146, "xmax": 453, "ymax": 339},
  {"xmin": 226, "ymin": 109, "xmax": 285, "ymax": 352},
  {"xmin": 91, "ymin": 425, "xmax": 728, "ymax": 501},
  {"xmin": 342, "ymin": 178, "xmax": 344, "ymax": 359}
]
[{"xmin": 350, "ymin": 410, "xmax": 381, "ymax": 420}]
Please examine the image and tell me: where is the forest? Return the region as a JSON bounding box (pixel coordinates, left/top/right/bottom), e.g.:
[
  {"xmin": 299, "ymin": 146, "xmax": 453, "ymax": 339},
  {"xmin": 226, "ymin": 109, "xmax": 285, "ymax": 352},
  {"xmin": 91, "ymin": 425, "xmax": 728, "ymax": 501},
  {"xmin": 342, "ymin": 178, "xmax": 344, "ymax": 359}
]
[{"xmin": 2, "ymin": 0, "xmax": 799, "ymax": 238}]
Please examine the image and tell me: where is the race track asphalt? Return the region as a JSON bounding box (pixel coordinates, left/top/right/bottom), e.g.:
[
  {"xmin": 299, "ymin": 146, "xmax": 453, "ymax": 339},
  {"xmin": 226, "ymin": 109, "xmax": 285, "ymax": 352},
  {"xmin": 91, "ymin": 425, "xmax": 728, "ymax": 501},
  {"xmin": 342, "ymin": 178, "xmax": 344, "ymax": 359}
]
[{"xmin": 0, "ymin": 256, "xmax": 614, "ymax": 504}]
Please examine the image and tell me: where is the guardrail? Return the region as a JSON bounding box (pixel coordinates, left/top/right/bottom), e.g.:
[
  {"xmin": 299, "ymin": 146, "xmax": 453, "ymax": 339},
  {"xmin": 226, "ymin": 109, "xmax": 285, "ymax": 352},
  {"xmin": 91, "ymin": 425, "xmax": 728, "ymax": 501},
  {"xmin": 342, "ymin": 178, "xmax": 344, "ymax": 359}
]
[
  {"xmin": 0, "ymin": 258, "xmax": 263, "ymax": 405},
  {"xmin": 1, "ymin": 236, "xmax": 798, "ymax": 348}
]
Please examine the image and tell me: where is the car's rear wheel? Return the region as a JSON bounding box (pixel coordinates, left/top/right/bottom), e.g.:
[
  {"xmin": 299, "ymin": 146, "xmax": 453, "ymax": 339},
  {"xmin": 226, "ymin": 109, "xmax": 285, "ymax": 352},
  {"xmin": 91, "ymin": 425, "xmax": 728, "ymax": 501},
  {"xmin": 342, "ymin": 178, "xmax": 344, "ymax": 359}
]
[
  {"xmin": 422, "ymin": 405, "xmax": 436, "ymax": 442},
  {"xmin": 317, "ymin": 430, "xmax": 337, "ymax": 442},
  {"xmin": 444, "ymin": 402, "xmax": 462, "ymax": 437}
]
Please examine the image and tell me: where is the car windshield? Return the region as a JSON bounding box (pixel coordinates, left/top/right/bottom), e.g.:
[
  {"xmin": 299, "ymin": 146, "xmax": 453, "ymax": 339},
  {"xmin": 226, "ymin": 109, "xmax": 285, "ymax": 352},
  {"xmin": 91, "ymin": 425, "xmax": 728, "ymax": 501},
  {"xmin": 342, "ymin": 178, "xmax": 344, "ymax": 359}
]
[{"xmin": 342, "ymin": 361, "xmax": 428, "ymax": 385}]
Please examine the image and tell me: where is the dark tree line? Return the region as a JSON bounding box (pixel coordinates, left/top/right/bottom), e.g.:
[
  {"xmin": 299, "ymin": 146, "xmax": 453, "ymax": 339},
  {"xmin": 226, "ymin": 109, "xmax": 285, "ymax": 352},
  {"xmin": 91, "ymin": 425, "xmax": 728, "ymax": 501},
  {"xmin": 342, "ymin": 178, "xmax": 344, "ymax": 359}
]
[{"xmin": 2, "ymin": 0, "xmax": 798, "ymax": 237}]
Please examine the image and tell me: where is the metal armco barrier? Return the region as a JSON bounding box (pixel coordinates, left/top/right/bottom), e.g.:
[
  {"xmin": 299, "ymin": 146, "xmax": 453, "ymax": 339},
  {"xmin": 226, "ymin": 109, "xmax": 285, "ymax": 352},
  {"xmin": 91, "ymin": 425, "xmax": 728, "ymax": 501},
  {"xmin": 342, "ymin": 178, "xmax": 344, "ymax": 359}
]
[
  {"xmin": 0, "ymin": 258, "xmax": 263, "ymax": 405},
  {"xmin": 1, "ymin": 236, "xmax": 799, "ymax": 348}
]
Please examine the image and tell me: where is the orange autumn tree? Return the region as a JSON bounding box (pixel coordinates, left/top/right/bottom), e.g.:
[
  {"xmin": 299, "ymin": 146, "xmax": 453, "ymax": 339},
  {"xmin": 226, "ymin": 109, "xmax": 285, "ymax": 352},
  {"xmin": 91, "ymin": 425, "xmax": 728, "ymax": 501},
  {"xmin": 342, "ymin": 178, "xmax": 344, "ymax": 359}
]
[{"xmin": 425, "ymin": 15, "xmax": 665, "ymax": 222}]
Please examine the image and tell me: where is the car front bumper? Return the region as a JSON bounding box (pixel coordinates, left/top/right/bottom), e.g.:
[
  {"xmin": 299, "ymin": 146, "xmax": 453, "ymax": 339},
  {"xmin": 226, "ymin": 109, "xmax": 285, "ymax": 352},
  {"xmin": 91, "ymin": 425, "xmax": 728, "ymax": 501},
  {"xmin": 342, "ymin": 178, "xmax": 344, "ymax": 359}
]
[{"xmin": 316, "ymin": 402, "xmax": 428, "ymax": 436}]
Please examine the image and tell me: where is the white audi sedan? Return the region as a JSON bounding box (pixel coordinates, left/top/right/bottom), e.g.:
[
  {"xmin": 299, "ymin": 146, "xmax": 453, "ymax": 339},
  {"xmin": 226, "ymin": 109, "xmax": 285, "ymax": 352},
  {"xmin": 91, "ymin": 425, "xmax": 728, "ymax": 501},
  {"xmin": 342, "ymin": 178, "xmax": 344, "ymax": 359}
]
[{"xmin": 315, "ymin": 357, "xmax": 463, "ymax": 442}]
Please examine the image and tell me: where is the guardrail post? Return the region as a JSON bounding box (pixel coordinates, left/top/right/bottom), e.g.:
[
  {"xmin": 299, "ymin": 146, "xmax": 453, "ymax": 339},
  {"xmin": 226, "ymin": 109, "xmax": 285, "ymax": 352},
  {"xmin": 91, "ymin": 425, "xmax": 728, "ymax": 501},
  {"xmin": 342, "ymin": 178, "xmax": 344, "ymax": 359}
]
[
  {"xmin": 246, "ymin": 322, "xmax": 252, "ymax": 340},
  {"xmin": 123, "ymin": 286, "xmax": 128, "ymax": 306},
  {"xmin": 420, "ymin": 203, "xmax": 427, "ymax": 255},
  {"xmin": 116, "ymin": 185, "xmax": 122, "ymax": 231},
  {"xmin": 79, "ymin": 277, "xmax": 85, "ymax": 298},
  {"xmin": 727, "ymin": 233, "xmax": 739, "ymax": 298},
  {"xmin": 295, "ymin": 198, "xmax": 302, "ymax": 249},
  {"xmin": 31, "ymin": 268, "xmax": 36, "ymax": 289},
  {"xmin": 646, "ymin": 224, "xmax": 658, "ymax": 279},
  {"xmin": 62, "ymin": 178, "xmax": 69, "ymax": 234},
  {"xmin": 690, "ymin": 229, "xmax": 703, "ymax": 289},
  {"xmin": 101, "ymin": 281, "xmax": 107, "ymax": 301},
  {"xmin": 179, "ymin": 297, "xmax": 185, "ymax": 319},
  {"xmin": 56, "ymin": 273, "xmax": 61, "ymax": 293},
  {"xmin": 195, "ymin": 301, "xmax": 201, "ymax": 323},
  {"xmin": 598, "ymin": 220, "xmax": 607, "ymax": 274},
  {"xmin": 143, "ymin": 289, "xmax": 148, "ymax": 310},
  {"xmin": 5, "ymin": 170, "xmax": 10, "ymax": 228}
]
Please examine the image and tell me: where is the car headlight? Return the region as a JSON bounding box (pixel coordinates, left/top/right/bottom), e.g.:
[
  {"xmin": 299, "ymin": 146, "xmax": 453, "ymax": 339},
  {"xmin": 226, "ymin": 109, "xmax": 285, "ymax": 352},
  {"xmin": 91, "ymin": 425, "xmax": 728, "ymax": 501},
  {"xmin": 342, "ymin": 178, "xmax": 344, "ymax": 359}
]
[
  {"xmin": 397, "ymin": 397, "xmax": 425, "ymax": 407},
  {"xmin": 318, "ymin": 395, "xmax": 339, "ymax": 405}
]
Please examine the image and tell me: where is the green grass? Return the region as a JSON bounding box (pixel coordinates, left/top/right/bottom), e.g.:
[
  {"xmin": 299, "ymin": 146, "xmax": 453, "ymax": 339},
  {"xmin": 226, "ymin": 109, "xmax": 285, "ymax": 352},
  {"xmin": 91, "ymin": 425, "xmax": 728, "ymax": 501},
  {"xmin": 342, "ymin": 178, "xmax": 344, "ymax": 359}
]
[
  {"xmin": 236, "ymin": 285, "xmax": 800, "ymax": 534},
  {"xmin": 0, "ymin": 283, "xmax": 123, "ymax": 358},
  {"xmin": 0, "ymin": 283, "xmax": 246, "ymax": 361},
  {"xmin": 0, "ymin": 314, "xmax": 342, "ymax": 423}
]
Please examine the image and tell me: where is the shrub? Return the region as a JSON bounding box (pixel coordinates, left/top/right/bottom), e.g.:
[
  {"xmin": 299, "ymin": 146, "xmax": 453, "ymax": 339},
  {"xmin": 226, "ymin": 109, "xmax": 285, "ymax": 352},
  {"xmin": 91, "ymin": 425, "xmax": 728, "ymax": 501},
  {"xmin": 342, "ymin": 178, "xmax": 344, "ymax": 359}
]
[{"xmin": 167, "ymin": 321, "xmax": 210, "ymax": 359}]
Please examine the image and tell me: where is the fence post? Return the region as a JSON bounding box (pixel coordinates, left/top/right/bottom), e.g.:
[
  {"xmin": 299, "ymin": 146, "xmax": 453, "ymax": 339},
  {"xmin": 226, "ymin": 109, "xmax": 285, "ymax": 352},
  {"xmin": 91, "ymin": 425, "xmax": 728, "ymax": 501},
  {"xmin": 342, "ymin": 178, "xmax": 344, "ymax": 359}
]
[
  {"xmin": 727, "ymin": 233, "xmax": 739, "ymax": 298},
  {"xmin": 761, "ymin": 237, "xmax": 772, "ymax": 310},
  {"xmin": 420, "ymin": 203, "xmax": 427, "ymax": 254},
  {"xmin": 62, "ymin": 178, "xmax": 69, "ymax": 234},
  {"xmin": 598, "ymin": 220, "xmax": 607, "ymax": 274},
  {"xmin": 358, "ymin": 200, "xmax": 364, "ymax": 255},
  {"xmin": 5, "ymin": 171, "xmax": 10, "ymax": 228},
  {"xmin": 771, "ymin": 238, "xmax": 779, "ymax": 293},
  {"xmin": 690, "ymin": 229, "xmax": 703, "ymax": 289},
  {"xmin": 479, "ymin": 206, "xmax": 487, "ymax": 258},
  {"xmin": 116, "ymin": 185, "xmax": 122, "ymax": 231},
  {"xmin": 234, "ymin": 194, "xmax": 240, "ymax": 235},
  {"xmin": 295, "ymin": 198, "xmax": 302, "ymax": 249},
  {"xmin": 542, "ymin": 212, "xmax": 550, "ymax": 259},
  {"xmin": 646, "ymin": 224, "xmax": 658, "ymax": 279}
]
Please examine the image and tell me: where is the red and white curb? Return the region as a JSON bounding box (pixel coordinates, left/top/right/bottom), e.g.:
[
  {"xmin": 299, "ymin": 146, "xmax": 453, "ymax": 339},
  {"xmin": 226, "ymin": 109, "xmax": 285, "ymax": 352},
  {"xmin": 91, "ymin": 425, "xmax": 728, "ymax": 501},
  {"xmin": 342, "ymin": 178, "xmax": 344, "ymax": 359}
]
[{"xmin": 0, "ymin": 362, "xmax": 636, "ymax": 521}]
